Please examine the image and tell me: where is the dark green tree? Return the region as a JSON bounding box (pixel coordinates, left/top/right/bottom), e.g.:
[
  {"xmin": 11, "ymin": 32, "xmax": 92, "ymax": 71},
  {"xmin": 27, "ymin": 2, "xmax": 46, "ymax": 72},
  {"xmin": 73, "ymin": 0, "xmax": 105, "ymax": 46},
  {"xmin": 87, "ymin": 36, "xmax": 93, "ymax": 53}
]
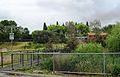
[
  {"xmin": 43, "ymin": 22, "xmax": 47, "ymax": 30},
  {"xmin": 86, "ymin": 21, "xmax": 89, "ymax": 27},
  {"xmin": 9, "ymin": 20, "xmax": 17, "ymax": 26},
  {"xmin": 56, "ymin": 21, "xmax": 59, "ymax": 25},
  {"xmin": 32, "ymin": 30, "xmax": 53, "ymax": 43},
  {"xmin": 1, "ymin": 20, "xmax": 10, "ymax": 26}
]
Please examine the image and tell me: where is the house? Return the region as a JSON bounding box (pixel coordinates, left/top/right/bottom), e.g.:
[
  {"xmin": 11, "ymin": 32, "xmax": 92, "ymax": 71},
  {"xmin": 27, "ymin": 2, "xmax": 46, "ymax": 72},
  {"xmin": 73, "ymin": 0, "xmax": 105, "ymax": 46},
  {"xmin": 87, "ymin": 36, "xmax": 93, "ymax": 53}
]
[
  {"xmin": 87, "ymin": 32, "xmax": 107, "ymax": 42},
  {"xmin": 99, "ymin": 32, "xmax": 108, "ymax": 41},
  {"xmin": 87, "ymin": 32, "xmax": 96, "ymax": 42}
]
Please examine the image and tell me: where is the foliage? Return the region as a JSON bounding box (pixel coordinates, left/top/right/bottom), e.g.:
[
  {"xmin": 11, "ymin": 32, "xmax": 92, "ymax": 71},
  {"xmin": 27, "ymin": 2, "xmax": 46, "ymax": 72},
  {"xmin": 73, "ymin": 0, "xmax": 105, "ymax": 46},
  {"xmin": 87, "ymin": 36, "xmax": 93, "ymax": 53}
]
[
  {"xmin": 32, "ymin": 30, "xmax": 53, "ymax": 43},
  {"xmin": 39, "ymin": 57, "xmax": 53, "ymax": 71},
  {"xmin": 65, "ymin": 21, "xmax": 79, "ymax": 50},
  {"xmin": 106, "ymin": 23, "xmax": 120, "ymax": 52},
  {"xmin": 75, "ymin": 23, "xmax": 89, "ymax": 36},
  {"xmin": 43, "ymin": 22, "xmax": 47, "ymax": 30},
  {"xmin": 0, "ymin": 20, "xmax": 31, "ymax": 42},
  {"xmin": 102, "ymin": 24, "xmax": 115, "ymax": 34},
  {"xmin": 66, "ymin": 37, "xmax": 79, "ymax": 51},
  {"xmin": 48, "ymin": 24, "xmax": 66, "ymax": 34},
  {"xmin": 1, "ymin": 20, "xmax": 17, "ymax": 26},
  {"xmin": 75, "ymin": 43, "xmax": 103, "ymax": 53},
  {"xmin": 112, "ymin": 64, "xmax": 120, "ymax": 76}
]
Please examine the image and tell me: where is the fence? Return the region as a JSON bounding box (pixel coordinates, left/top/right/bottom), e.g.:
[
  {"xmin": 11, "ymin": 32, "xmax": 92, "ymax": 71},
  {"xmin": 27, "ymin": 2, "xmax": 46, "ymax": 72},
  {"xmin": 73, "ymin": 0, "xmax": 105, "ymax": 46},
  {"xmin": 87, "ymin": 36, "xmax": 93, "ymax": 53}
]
[
  {"xmin": 0, "ymin": 50, "xmax": 38, "ymax": 70},
  {"xmin": 10, "ymin": 52, "xmax": 120, "ymax": 75}
]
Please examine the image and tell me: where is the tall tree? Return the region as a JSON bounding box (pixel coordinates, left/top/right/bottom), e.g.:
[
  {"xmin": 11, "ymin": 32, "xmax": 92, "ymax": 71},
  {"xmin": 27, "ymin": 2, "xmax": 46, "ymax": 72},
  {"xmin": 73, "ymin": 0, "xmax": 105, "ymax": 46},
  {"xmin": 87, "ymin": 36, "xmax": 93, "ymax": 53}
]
[
  {"xmin": 56, "ymin": 21, "xmax": 59, "ymax": 25},
  {"xmin": 43, "ymin": 22, "xmax": 47, "ymax": 30},
  {"xmin": 86, "ymin": 21, "xmax": 89, "ymax": 27},
  {"xmin": 90, "ymin": 19, "xmax": 101, "ymax": 33},
  {"xmin": 90, "ymin": 20, "xmax": 102, "ymax": 43},
  {"xmin": 65, "ymin": 21, "xmax": 79, "ymax": 50},
  {"xmin": 62, "ymin": 23, "xmax": 65, "ymax": 26},
  {"xmin": 106, "ymin": 22, "xmax": 120, "ymax": 52}
]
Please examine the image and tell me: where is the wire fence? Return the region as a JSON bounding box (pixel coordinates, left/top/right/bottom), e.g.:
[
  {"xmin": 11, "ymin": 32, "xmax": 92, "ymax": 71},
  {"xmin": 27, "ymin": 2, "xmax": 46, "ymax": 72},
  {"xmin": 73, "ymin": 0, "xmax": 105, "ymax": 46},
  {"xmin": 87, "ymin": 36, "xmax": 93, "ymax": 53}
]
[{"xmin": 9, "ymin": 52, "xmax": 120, "ymax": 76}]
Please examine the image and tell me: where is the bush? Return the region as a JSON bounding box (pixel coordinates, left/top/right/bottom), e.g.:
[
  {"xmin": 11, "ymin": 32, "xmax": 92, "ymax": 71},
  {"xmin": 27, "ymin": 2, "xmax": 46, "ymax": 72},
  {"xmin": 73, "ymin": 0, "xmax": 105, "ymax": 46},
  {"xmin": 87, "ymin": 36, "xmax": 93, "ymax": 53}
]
[
  {"xmin": 75, "ymin": 43, "xmax": 103, "ymax": 53},
  {"xmin": 39, "ymin": 57, "xmax": 53, "ymax": 71},
  {"xmin": 112, "ymin": 64, "xmax": 120, "ymax": 76}
]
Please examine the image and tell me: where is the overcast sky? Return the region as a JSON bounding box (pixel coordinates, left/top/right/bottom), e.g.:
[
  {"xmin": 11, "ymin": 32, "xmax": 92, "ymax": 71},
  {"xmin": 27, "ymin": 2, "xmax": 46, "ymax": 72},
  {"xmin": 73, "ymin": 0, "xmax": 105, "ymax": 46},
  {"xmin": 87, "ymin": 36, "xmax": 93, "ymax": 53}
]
[{"xmin": 0, "ymin": 0, "xmax": 120, "ymax": 32}]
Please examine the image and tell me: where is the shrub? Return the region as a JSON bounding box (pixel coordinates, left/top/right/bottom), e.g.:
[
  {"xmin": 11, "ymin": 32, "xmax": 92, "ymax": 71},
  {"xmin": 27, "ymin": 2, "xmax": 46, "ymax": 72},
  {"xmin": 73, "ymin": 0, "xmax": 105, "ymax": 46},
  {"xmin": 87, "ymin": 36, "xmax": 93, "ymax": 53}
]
[
  {"xmin": 39, "ymin": 57, "xmax": 53, "ymax": 71},
  {"xmin": 75, "ymin": 43, "xmax": 103, "ymax": 53},
  {"xmin": 112, "ymin": 64, "xmax": 120, "ymax": 76}
]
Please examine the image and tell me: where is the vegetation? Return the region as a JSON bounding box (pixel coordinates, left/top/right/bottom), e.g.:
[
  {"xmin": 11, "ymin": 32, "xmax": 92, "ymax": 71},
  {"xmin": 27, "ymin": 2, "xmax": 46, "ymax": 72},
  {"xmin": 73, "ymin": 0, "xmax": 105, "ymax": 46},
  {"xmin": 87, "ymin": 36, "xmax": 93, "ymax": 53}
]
[
  {"xmin": 1, "ymin": 19, "xmax": 120, "ymax": 76},
  {"xmin": 0, "ymin": 20, "xmax": 31, "ymax": 42},
  {"xmin": 112, "ymin": 64, "xmax": 120, "ymax": 77},
  {"xmin": 75, "ymin": 43, "xmax": 103, "ymax": 53},
  {"xmin": 106, "ymin": 22, "xmax": 120, "ymax": 52}
]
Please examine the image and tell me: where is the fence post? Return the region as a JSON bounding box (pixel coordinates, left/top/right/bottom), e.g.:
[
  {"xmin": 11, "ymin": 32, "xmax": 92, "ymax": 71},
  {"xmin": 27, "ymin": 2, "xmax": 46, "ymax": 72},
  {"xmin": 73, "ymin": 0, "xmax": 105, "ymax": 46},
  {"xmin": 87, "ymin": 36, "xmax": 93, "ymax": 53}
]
[
  {"xmin": 27, "ymin": 51, "xmax": 29, "ymax": 61},
  {"xmin": 11, "ymin": 54, "xmax": 14, "ymax": 70},
  {"xmin": 1, "ymin": 52, "xmax": 3, "ymax": 68},
  {"xmin": 20, "ymin": 51, "xmax": 22, "ymax": 64},
  {"xmin": 103, "ymin": 53, "xmax": 106, "ymax": 76},
  {"xmin": 53, "ymin": 54, "xmax": 55, "ymax": 73},
  {"xmin": 37, "ymin": 54, "xmax": 40, "ymax": 65},
  {"xmin": 30, "ymin": 54, "xmax": 33, "ymax": 66},
  {"xmin": 21, "ymin": 54, "xmax": 24, "ymax": 66}
]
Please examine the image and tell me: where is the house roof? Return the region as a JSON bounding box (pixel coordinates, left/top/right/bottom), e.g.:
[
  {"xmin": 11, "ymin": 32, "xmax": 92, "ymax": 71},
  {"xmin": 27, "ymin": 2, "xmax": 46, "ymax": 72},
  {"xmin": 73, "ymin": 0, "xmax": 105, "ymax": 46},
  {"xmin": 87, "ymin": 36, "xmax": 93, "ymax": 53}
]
[
  {"xmin": 100, "ymin": 32, "xmax": 107, "ymax": 35},
  {"xmin": 88, "ymin": 32, "xmax": 95, "ymax": 35}
]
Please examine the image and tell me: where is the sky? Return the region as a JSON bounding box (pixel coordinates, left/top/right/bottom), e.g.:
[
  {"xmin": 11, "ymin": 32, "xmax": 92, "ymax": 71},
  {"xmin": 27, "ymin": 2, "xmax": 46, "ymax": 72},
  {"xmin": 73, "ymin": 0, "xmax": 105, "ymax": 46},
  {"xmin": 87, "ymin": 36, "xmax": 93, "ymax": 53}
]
[{"xmin": 0, "ymin": 0, "xmax": 120, "ymax": 32}]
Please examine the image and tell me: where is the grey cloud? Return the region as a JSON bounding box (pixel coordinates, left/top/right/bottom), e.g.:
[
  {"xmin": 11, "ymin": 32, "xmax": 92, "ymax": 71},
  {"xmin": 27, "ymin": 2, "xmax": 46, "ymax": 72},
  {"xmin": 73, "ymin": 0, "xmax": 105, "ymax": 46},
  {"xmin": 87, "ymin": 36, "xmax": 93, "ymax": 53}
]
[
  {"xmin": 0, "ymin": 9, "xmax": 12, "ymax": 19},
  {"xmin": 1, "ymin": 0, "xmax": 120, "ymax": 32}
]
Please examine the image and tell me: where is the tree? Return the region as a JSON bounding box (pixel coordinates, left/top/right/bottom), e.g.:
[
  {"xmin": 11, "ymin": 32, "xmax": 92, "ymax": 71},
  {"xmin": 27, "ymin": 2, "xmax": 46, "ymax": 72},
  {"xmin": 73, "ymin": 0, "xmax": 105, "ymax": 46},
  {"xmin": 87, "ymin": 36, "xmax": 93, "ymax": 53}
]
[
  {"xmin": 0, "ymin": 20, "xmax": 31, "ymax": 42},
  {"xmin": 106, "ymin": 22, "xmax": 120, "ymax": 52},
  {"xmin": 90, "ymin": 19, "xmax": 101, "ymax": 33},
  {"xmin": 56, "ymin": 21, "xmax": 59, "ymax": 25},
  {"xmin": 32, "ymin": 30, "xmax": 53, "ymax": 43},
  {"xmin": 65, "ymin": 21, "xmax": 79, "ymax": 50},
  {"xmin": 48, "ymin": 24, "xmax": 66, "ymax": 34},
  {"xmin": 66, "ymin": 21, "xmax": 76, "ymax": 38},
  {"xmin": 90, "ymin": 20, "xmax": 102, "ymax": 43},
  {"xmin": 102, "ymin": 24, "xmax": 115, "ymax": 34},
  {"xmin": 1, "ymin": 20, "xmax": 10, "ymax": 26},
  {"xmin": 43, "ymin": 22, "xmax": 47, "ymax": 30},
  {"xmin": 1, "ymin": 20, "xmax": 17, "ymax": 26},
  {"xmin": 62, "ymin": 23, "xmax": 65, "ymax": 26},
  {"xmin": 22, "ymin": 28, "xmax": 30, "ymax": 40},
  {"xmin": 9, "ymin": 20, "xmax": 17, "ymax": 26},
  {"xmin": 75, "ymin": 23, "xmax": 89, "ymax": 36},
  {"xmin": 86, "ymin": 21, "xmax": 89, "ymax": 27}
]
